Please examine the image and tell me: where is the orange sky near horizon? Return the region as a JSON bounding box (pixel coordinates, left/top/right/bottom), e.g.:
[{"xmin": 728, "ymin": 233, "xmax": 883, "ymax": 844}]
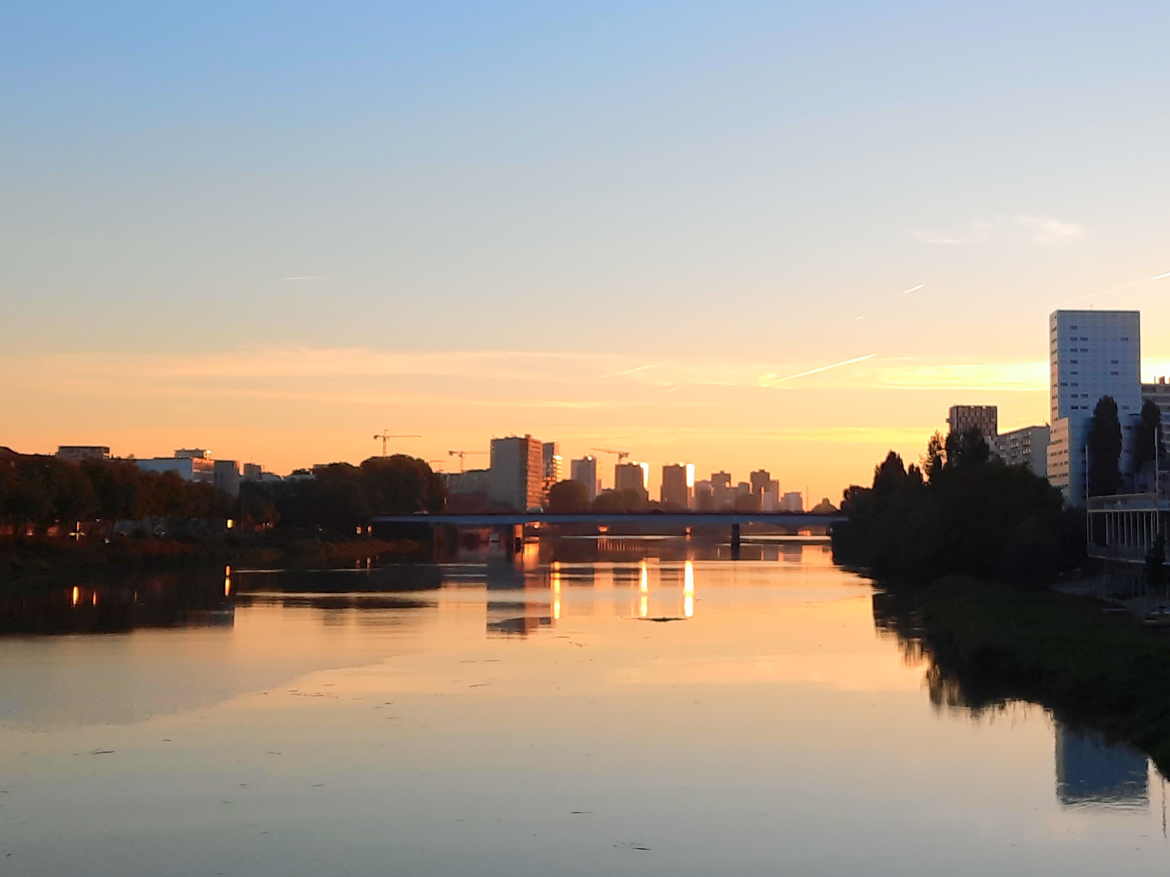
[{"xmin": 2, "ymin": 346, "xmax": 1082, "ymax": 501}]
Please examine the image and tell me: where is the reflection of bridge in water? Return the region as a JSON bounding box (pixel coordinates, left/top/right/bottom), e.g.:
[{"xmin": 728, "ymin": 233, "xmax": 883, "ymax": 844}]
[{"xmin": 372, "ymin": 512, "xmax": 846, "ymax": 554}]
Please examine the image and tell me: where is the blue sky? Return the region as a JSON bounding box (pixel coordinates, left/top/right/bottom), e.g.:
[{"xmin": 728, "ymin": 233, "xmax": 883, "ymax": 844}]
[{"xmin": 4, "ymin": 1, "xmax": 1170, "ymax": 494}]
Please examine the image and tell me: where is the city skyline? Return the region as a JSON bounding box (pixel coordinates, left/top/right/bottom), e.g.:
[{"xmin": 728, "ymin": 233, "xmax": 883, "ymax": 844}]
[{"xmin": 6, "ymin": 2, "xmax": 1170, "ymax": 503}]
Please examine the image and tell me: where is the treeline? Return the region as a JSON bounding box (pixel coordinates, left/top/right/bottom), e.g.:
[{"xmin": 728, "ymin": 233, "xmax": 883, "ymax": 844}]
[
  {"xmin": 832, "ymin": 428, "xmax": 1084, "ymax": 584},
  {"xmin": 1, "ymin": 456, "xmax": 232, "ymax": 532},
  {"xmin": 240, "ymin": 456, "xmax": 446, "ymax": 536},
  {"xmin": 1, "ymin": 454, "xmax": 445, "ymax": 539}
]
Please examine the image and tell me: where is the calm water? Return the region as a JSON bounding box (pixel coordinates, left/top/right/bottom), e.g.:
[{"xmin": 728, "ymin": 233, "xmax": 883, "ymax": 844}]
[{"xmin": 1, "ymin": 539, "xmax": 1166, "ymax": 876}]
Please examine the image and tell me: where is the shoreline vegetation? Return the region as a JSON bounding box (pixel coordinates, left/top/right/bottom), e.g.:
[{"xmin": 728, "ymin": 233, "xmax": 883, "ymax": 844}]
[
  {"xmin": 874, "ymin": 575, "xmax": 1170, "ymax": 775},
  {"xmin": 0, "ymin": 534, "xmax": 434, "ymax": 588},
  {"xmin": 839, "ymin": 428, "xmax": 1170, "ymax": 775}
]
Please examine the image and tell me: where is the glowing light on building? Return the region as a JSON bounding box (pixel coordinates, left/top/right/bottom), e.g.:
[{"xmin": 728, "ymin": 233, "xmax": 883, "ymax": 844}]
[
  {"xmin": 71, "ymin": 586, "xmax": 80, "ymax": 607},
  {"xmin": 551, "ymin": 565, "xmax": 562, "ymax": 621}
]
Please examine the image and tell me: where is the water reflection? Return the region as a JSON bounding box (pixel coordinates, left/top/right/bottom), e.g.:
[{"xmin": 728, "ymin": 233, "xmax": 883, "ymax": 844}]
[
  {"xmin": 6, "ymin": 540, "xmax": 1170, "ymax": 876},
  {"xmin": 871, "ymin": 587, "xmax": 1160, "ymax": 810},
  {"xmin": 0, "ymin": 570, "xmax": 233, "ymax": 635},
  {"xmin": 1056, "ymin": 723, "xmax": 1149, "ymax": 808}
]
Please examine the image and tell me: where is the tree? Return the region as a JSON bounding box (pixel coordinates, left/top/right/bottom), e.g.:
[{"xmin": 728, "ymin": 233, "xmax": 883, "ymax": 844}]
[
  {"xmin": 944, "ymin": 426, "xmax": 990, "ymax": 472},
  {"xmin": 547, "ymin": 479, "xmax": 588, "ymax": 513},
  {"xmin": 1087, "ymin": 395, "xmax": 1123, "ymax": 497},
  {"xmin": 872, "ymin": 451, "xmax": 907, "ymax": 495},
  {"xmin": 923, "ymin": 432, "xmax": 946, "ymax": 483},
  {"xmin": 1132, "ymin": 399, "xmax": 1163, "ymax": 487},
  {"xmin": 591, "ymin": 489, "xmax": 646, "ymax": 513}
]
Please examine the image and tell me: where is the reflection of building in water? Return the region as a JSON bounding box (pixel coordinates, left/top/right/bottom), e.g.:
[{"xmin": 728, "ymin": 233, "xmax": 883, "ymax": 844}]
[
  {"xmin": 1055, "ymin": 723, "xmax": 1148, "ymax": 807},
  {"xmin": 484, "ymin": 556, "xmax": 552, "ymax": 636}
]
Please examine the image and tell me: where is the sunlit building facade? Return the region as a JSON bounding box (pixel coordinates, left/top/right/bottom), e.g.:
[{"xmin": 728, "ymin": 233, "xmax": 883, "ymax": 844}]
[
  {"xmin": 614, "ymin": 461, "xmax": 650, "ymax": 501},
  {"xmin": 489, "ymin": 435, "xmax": 545, "ymax": 511},
  {"xmin": 542, "ymin": 441, "xmax": 562, "ymax": 503}
]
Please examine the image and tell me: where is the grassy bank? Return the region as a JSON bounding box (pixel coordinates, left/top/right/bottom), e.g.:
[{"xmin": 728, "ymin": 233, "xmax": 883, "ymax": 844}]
[{"xmin": 885, "ymin": 576, "xmax": 1170, "ymax": 774}]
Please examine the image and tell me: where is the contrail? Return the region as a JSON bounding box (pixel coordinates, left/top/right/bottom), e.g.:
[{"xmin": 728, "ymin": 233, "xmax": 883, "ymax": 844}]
[
  {"xmin": 606, "ymin": 362, "xmax": 663, "ymax": 378},
  {"xmin": 1153, "ymin": 271, "xmax": 1170, "ymax": 281},
  {"xmin": 774, "ymin": 353, "xmax": 877, "ymax": 382},
  {"xmin": 901, "ymin": 283, "xmax": 925, "ymax": 295}
]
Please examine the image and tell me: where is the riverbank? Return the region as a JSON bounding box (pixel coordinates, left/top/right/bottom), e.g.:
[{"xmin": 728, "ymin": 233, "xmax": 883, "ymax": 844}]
[
  {"xmin": 0, "ymin": 535, "xmax": 432, "ymax": 589},
  {"xmin": 877, "ymin": 575, "xmax": 1170, "ymax": 774}
]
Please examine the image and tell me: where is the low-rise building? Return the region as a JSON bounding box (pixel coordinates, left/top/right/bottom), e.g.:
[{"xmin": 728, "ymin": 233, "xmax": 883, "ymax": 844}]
[
  {"xmin": 56, "ymin": 445, "xmax": 111, "ymax": 462},
  {"xmin": 994, "ymin": 425, "xmax": 1050, "ymax": 478}
]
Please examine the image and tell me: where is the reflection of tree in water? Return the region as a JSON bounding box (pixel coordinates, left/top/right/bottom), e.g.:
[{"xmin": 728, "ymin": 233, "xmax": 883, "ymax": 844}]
[
  {"xmin": 872, "ymin": 586, "xmax": 1157, "ymax": 808},
  {"xmin": 0, "ymin": 569, "xmax": 233, "ymax": 635}
]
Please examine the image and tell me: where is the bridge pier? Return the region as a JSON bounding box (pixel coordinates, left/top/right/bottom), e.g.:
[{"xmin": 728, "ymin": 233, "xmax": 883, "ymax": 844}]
[
  {"xmin": 730, "ymin": 522, "xmax": 741, "ymax": 558},
  {"xmin": 497, "ymin": 523, "xmax": 523, "ymax": 554}
]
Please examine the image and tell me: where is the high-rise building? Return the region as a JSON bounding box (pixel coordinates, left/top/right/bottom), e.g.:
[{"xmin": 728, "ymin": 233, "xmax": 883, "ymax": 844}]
[
  {"xmin": 542, "ymin": 442, "xmax": 562, "ymax": 501},
  {"xmin": 749, "ymin": 469, "xmax": 771, "ymax": 496},
  {"xmin": 614, "ymin": 461, "xmax": 650, "ymax": 501},
  {"xmin": 570, "ymin": 456, "xmax": 599, "ymax": 502},
  {"xmin": 1047, "ymin": 310, "xmax": 1141, "ymax": 505},
  {"xmin": 947, "ymin": 405, "xmax": 998, "ymax": 439},
  {"xmin": 780, "ymin": 491, "xmax": 803, "ymax": 512},
  {"xmin": 660, "ymin": 463, "xmax": 694, "ymax": 509},
  {"xmin": 242, "ymin": 463, "xmax": 262, "ymax": 481},
  {"xmin": 993, "ymin": 426, "xmax": 1050, "ymax": 478},
  {"xmin": 489, "ymin": 435, "xmax": 545, "ymax": 511},
  {"xmin": 693, "ymin": 480, "xmax": 714, "ymax": 510},
  {"xmin": 761, "ymin": 479, "xmax": 780, "ymax": 511},
  {"xmin": 710, "ymin": 471, "xmax": 733, "ymax": 509}
]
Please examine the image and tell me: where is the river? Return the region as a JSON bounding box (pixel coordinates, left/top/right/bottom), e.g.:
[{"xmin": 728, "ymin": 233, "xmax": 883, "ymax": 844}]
[{"xmin": 0, "ymin": 538, "xmax": 1165, "ymax": 875}]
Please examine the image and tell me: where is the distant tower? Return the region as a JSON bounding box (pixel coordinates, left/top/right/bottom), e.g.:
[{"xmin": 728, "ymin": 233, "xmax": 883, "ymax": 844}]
[{"xmin": 570, "ymin": 456, "xmax": 599, "ymax": 502}]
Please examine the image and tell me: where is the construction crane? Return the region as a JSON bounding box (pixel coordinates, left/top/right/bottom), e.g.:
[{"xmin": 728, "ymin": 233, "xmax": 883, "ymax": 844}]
[
  {"xmin": 372, "ymin": 431, "xmax": 421, "ymax": 456},
  {"xmin": 447, "ymin": 449, "xmax": 487, "ymax": 472},
  {"xmin": 591, "ymin": 447, "xmax": 631, "ymax": 462}
]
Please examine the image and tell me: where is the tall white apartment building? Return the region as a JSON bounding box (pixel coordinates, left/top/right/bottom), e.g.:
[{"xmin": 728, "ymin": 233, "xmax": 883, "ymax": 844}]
[{"xmin": 1046, "ymin": 310, "xmax": 1141, "ymax": 505}]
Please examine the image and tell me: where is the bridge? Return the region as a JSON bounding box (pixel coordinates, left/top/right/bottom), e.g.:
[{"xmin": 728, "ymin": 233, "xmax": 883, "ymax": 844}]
[{"xmin": 371, "ymin": 511, "xmax": 846, "ymax": 552}]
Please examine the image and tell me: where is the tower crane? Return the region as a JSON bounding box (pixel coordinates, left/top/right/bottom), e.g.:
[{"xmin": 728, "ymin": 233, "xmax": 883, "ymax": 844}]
[
  {"xmin": 447, "ymin": 449, "xmax": 487, "ymax": 472},
  {"xmin": 372, "ymin": 431, "xmax": 421, "ymax": 456},
  {"xmin": 590, "ymin": 447, "xmax": 631, "ymax": 462}
]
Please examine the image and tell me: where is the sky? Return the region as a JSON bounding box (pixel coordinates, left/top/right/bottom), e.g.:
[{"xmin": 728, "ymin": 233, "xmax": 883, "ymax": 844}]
[{"xmin": 3, "ymin": 1, "xmax": 1170, "ymax": 501}]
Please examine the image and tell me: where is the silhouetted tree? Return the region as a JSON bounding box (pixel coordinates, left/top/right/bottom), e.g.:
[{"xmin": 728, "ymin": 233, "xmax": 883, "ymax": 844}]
[
  {"xmin": 592, "ymin": 489, "xmax": 647, "ymax": 513},
  {"xmin": 547, "ymin": 479, "xmax": 588, "ymax": 513},
  {"xmin": 944, "ymin": 426, "xmax": 990, "ymax": 472},
  {"xmin": 923, "ymin": 431, "xmax": 946, "ymax": 483},
  {"xmin": 1087, "ymin": 396, "xmax": 1123, "ymax": 497},
  {"xmin": 872, "ymin": 451, "xmax": 907, "ymax": 495},
  {"xmin": 1132, "ymin": 399, "xmax": 1163, "ymax": 489},
  {"xmin": 834, "ymin": 433, "xmax": 1082, "ymax": 585}
]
